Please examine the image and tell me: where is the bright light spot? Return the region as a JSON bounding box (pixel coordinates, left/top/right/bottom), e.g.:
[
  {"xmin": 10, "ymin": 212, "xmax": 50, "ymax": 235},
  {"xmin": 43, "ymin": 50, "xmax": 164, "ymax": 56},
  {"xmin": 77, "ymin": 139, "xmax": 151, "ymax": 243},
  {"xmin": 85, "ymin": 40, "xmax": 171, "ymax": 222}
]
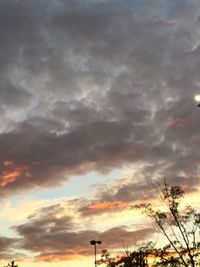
[{"xmin": 194, "ymin": 94, "xmax": 200, "ymax": 102}]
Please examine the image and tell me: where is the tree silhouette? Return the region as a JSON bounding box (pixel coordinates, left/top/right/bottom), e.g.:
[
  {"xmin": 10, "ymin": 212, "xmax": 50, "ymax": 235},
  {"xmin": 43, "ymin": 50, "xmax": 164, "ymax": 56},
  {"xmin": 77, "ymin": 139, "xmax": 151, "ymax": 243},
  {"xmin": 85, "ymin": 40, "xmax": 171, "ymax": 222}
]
[
  {"xmin": 134, "ymin": 181, "xmax": 200, "ymax": 267},
  {"xmin": 4, "ymin": 261, "xmax": 18, "ymax": 267},
  {"xmin": 97, "ymin": 182, "xmax": 199, "ymax": 267},
  {"xmin": 97, "ymin": 243, "xmax": 153, "ymax": 267},
  {"xmin": 96, "ymin": 249, "xmax": 116, "ymax": 267}
]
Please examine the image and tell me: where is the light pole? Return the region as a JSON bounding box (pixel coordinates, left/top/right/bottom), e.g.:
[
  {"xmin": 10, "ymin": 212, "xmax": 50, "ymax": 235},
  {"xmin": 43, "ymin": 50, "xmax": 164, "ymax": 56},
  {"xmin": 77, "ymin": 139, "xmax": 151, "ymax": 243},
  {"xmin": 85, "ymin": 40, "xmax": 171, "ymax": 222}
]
[{"xmin": 90, "ymin": 240, "xmax": 102, "ymax": 267}]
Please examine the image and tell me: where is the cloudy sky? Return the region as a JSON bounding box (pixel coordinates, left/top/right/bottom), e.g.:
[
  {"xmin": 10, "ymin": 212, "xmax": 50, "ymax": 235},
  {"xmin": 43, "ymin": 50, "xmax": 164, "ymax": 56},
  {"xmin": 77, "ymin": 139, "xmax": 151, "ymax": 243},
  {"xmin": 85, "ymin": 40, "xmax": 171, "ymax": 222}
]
[{"xmin": 0, "ymin": 0, "xmax": 200, "ymax": 266}]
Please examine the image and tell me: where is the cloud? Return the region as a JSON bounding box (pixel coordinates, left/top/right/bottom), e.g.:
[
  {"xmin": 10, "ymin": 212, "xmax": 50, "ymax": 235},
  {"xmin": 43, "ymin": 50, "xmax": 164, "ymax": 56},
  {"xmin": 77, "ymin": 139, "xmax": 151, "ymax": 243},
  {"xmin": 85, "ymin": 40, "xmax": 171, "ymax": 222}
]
[
  {"xmin": 11, "ymin": 204, "xmax": 153, "ymax": 262},
  {"xmin": 0, "ymin": 1, "xmax": 200, "ymax": 265},
  {"xmin": 0, "ymin": 0, "xmax": 199, "ymax": 198},
  {"xmin": 0, "ymin": 236, "xmax": 21, "ymax": 260},
  {"xmin": 79, "ymin": 200, "xmax": 129, "ymax": 216},
  {"xmin": 78, "ymin": 170, "xmax": 200, "ymax": 217},
  {"xmin": 88, "ymin": 201, "xmax": 128, "ymax": 210}
]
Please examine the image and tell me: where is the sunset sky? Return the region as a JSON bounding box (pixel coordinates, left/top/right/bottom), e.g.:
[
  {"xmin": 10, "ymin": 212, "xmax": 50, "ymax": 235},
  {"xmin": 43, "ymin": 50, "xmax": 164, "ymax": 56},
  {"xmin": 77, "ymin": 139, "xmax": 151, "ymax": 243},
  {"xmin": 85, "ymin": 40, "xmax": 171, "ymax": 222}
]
[{"xmin": 0, "ymin": 0, "xmax": 200, "ymax": 266}]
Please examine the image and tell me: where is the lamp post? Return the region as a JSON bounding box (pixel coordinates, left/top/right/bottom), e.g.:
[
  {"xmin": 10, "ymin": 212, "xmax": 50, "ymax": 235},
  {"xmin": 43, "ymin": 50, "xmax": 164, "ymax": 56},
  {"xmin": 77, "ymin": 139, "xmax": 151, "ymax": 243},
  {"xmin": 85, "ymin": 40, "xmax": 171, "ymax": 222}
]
[{"xmin": 90, "ymin": 240, "xmax": 102, "ymax": 267}]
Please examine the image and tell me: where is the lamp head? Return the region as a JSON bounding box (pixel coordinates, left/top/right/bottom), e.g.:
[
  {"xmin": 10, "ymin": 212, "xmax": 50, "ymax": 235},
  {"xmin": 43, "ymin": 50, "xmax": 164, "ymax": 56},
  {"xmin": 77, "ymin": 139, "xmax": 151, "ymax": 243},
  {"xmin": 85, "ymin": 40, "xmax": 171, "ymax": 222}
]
[{"xmin": 90, "ymin": 240, "xmax": 102, "ymax": 245}]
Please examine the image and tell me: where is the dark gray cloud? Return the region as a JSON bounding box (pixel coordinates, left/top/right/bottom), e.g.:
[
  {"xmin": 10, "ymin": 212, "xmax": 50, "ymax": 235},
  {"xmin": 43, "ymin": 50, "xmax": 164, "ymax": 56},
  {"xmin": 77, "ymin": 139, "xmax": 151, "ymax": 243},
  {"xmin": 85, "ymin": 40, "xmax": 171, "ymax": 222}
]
[
  {"xmin": 78, "ymin": 179, "xmax": 155, "ymax": 217},
  {"xmin": 11, "ymin": 204, "xmax": 153, "ymax": 261},
  {"xmin": 0, "ymin": 236, "xmax": 21, "ymax": 260},
  {"xmin": 78, "ymin": 172, "xmax": 200, "ymax": 217},
  {"xmin": 0, "ymin": 0, "xmax": 199, "ymax": 197}
]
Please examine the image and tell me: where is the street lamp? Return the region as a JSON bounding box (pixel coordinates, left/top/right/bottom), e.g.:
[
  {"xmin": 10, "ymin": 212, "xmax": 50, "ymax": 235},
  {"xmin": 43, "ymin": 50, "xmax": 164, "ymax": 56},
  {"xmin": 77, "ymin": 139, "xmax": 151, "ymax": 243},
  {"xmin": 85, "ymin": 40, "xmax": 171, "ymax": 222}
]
[
  {"xmin": 90, "ymin": 240, "xmax": 102, "ymax": 267},
  {"xmin": 194, "ymin": 94, "xmax": 200, "ymax": 107}
]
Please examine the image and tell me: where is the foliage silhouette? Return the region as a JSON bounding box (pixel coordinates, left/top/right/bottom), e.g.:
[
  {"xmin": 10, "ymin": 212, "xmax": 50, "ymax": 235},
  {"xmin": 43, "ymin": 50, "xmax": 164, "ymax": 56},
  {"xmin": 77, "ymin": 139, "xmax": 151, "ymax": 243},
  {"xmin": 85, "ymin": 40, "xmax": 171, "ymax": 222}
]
[
  {"xmin": 97, "ymin": 242, "xmax": 153, "ymax": 267},
  {"xmin": 134, "ymin": 181, "xmax": 200, "ymax": 267},
  {"xmin": 4, "ymin": 261, "xmax": 18, "ymax": 267},
  {"xmin": 98, "ymin": 182, "xmax": 200, "ymax": 267}
]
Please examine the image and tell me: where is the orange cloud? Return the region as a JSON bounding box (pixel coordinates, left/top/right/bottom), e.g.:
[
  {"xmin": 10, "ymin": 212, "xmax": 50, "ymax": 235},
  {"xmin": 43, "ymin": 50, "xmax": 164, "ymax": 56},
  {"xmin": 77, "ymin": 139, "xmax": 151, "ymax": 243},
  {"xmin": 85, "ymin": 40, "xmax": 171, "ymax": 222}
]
[
  {"xmin": 34, "ymin": 254, "xmax": 77, "ymax": 262},
  {"xmin": 167, "ymin": 117, "xmax": 187, "ymax": 127},
  {"xmin": 34, "ymin": 252, "xmax": 84, "ymax": 262},
  {"xmin": 3, "ymin": 160, "xmax": 13, "ymax": 167},
  {"xmin": 0, "ymin": 160, "xmax": 31, "ymax": 187},
  {"xmin": 0, "ymin": 170, "xmax": 21, "ymax": 186},
  {"xmin": 88, "ymin": 201, "xmax": 127, "ymax": 210}
]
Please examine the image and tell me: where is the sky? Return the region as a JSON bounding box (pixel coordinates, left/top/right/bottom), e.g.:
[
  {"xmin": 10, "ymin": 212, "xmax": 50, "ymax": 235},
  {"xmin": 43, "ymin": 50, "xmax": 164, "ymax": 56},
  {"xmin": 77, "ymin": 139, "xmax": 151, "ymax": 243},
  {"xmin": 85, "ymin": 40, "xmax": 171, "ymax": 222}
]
[{"xmin": 0, "ymin": 0, "xmax": 200, "ymax": 266}]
